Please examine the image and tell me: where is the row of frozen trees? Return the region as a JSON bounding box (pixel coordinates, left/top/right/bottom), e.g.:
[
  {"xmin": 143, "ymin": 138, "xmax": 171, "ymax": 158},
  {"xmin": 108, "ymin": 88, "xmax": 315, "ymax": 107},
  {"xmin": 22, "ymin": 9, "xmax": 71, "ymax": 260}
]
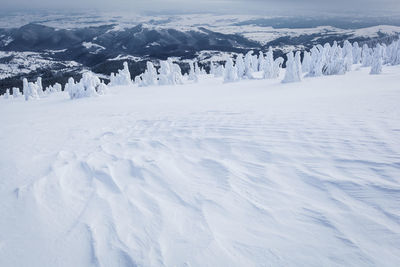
[
  {"xmin": 3, "ymin": 37, "xmax": 400, "ymax": 100},
  {"xmin": 2, "ymin": 77, "xmax": 63, "ymax": 101},
  {"xmin": 224, "ymin": 39, "xmax": 400, "ymax": 83},
  {"xmin": 221, "ymin": 48, "xmax": 285, "ymax": 82}
]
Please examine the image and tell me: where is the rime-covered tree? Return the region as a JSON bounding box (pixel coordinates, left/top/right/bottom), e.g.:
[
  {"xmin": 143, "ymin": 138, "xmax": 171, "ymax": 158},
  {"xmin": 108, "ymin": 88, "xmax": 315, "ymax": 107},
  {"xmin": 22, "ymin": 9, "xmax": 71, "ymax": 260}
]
[
  {"xmin": 140, "ymin": 62, "xmax": 158, "ymax": 86},
  {"xmin": 236, "ymin": 54, "xmax": 245, "ymax": 79},
  {"xmin": 343, "ymin": 40, "xmax": 353, "ymax": 72},
  {"xmin": 210, "ymin": 62, "xmax": 216, "ymax": 76},
  {"xmin": 188, "ymin": 61, "xmax": 198, "ymax": 82},
  {"xmin": 97, "ymin": 82, "xmax": 109, "ymax": 95},
  {"xmin": 244, "ymin": 51, "xmax": 254, "ymax": 79},
  {"xmin": 307, "ymin": 45, "xmax": 324, "ymax": 77},
  {"xmin": 295, "ymin": 51, "xmax": 302, "ymax": 79},
  {"xmin": 302, "ymin": 51, "xmax": 312, "ymax": 73},
  {"xmin": 157, "ymin": 58, "xmax": 183, "ymax": 85},
  {"xmin": 214, "ymin": 64, "xmax": 225, "ymax": 78},
  {"xmin": 273, "ymin": 57, "xmax": 284, "ymax": 78},
  {"xmin": 110, "ymin": 62, "xmax": 132, "ymax": 86},
  {"xmin": 352, "ymin": 42, "xmax": 362, "ymax": 64},
  {"xmin": 12, "ymin": 87, "xmax": 22, "ymax": 98},
  {"xmin": 262, "ymin": 47, "xmax": 275, "ymax": 79},
  {"xmin": 282, "ymin": 52, "xmax": 301, "ymax": 83},
  {"xmin": 258, "ymin": 51, "xmax": 265, "ymax": 72},
  {"xmin": 194, "ymin": 62, "xmax": 202, "ymax": 76},
  {"xmin": 54, "ymin": 83, "xmax": 62, "ymax": 92},
  {"xmin": 386, "ymin": 39, "xmax": 400, "ymax": 65},
  {"xmin": 169, "ymin": 58, "xmax": 184, "ymax": 85},
  {"xmin": 158, "ymin": 60, "xmax": 171, "ymax": 85},
  {"xmin": 251, "ymin": 54, "xmax": 259, "ymax": 72},
  {"xmin": 361, "ymin": 44, "xmax": 372, "ymax": 67},
  {"xmin": 23, "ymin": 78, "xmax": 40, "ymax": 101},
  {"xmin": 36, "ymin": 77, "xmax": 45, "ymax": 97},
  {"xmin": 370, "ymin": 44, "xmax": 384, "ymax": 75},
  {"xmin": 3, "ymin": 89, "xmax": 11, "ymax": 99},
  {"xmin": 324, "ymin": 42, "xmax": 346, "ymax": 76},
  {"xmin": 66, "ymin": 72, "xmax": 105, "ymax": 99},
  {"xmin": 224, "ymin": 58, "xmax": 238, "ymax": 83}
]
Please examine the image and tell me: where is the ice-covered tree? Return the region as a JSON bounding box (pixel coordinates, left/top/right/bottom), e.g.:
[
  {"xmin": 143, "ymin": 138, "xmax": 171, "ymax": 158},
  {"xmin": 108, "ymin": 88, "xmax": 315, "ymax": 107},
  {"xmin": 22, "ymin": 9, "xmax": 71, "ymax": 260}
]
[
  {"xmin": 244, "ymin": 51, "xmax": 254, "ymax": 79},
  {"xmin": 45, "ymin": 82, "xmax": 62, "ymax": 94},
  {"xmin": 201, "ymin": 66, "xmax": 207, "ymax": 75},
  {"xmin": 262, "ymin": 47, "xmax": 275, "ymax": 79},
  {"xmin": 282, "ymin": 51, "xmax": 301, "ymax": 83},
  {"xmin": 273, "ymin": 57, "xmax": 284, "ymax": 78},
  {"xmin": 157, "ymin": 58, "xmax": 183, "ymax": 86},
  {"xmin": 324, "ymin": 43, "xmax": 346, "ymax": 75},
  {"xmin": 223, "ymin": 58, "xmax": 238, "ymax": 83},
  {"xmin": 307, "ymin": 45, "xmax": 324, "ymax": 77},
  {"xmin": 214, "ymin": 64, "xmax": 225, "ymax": 78},
  {"xmin": 139, "ymin": 62, "xmax": 158, "ymax": 87},
  {"xmin": 97, "ymin": 81, "xmax": 109, "ymax": 95},
  {"xmin": 66, "ymin": 72, "xmax": 106, "ymax": 99},
  {"xmin": 36, "ymin": 77, "xmax": 45, "ymax": 97},
  {"xmin": 12, "ymin": 87, "xmax": 22, "ymax": 98},
  {"xmin": 236, "ymin": 54, "xmax": 245, "ymax": 79},
  {"xmin": 134, "ymin": 76, "xmax": 142, "ymax": 84},
  {"xmin": 23, "ymin": 78, "xmax": 40, "ymax": 101},
  {"xmin": 194, "ymin": 62, "xmax": 202, "ymax": 76},
  {"xmin": 385, "ymin": 39, "xmax": 400, "ymax": 65},
  {"xmin": 158, "ymin": 60, "xmax": 171, "ymax": 85},
  {"xmin": 210, "ymin": 62, "xmax": 216, "ymax": 76},
  {"xmin": 54, "ymin": 83, "xmax": 62, "ymax": 92},
  {"xmin": 188, "ymin": 61, "xmax": 198, "ymax": 82},
  {"xmin": 343, "ymin": 40, "xmax": 353, "ymax": 72},
  {"xmin": 46, "ymin": 85, "xmax": 54, "ymax": 93},
  {"xmin": 65, "ymin": 77, "xmax": 79, "ymax": 99},
  {"xmin": 301, "ymin": 51, "xmax": 311, "ymax": 73},
  {"xmin": 251, "ymin": 54, "xmax": 259, "ymax": 72},
  {"xmin": 109, "ymin": 62, "xmax": 132, "ymax": 86},
  {"xmin": 81, "ymin": 72, "xmax": 101, "ymax": 97},
  {"xmin": 22, "ymin": 79, "xmax": 28, "ymax": 99},
  {"xmin": 170, "ymin": 59, "xmax": 184, "ymax": 84},
  {"xmin": 295, "ymin": 51, "xmax": 302, "ymax": 78},
  {"xmin": 361, "ymin": 44, "xmax": 372, "ymax": 67},
  {"xmin": 352, "ymin": 42, "xmax": 362, "ymax": 64},
  {"xmin": 370, "ymin": 44, "xmax": 384, "ymax": 75},
  {"xmin": 258, "ymin": 51, "xmax": 265, "ymax": 72},
  {"xmin": 3, "ymin": 89, "xmax": 12, "ymax": 99}
]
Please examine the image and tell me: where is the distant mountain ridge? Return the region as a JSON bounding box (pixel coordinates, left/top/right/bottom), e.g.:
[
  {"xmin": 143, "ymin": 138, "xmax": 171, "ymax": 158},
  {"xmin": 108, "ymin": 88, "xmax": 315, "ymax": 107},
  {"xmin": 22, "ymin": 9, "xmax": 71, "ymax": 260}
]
[{"xmin": 1, "ymin": 15, "xmax": 399, "ymax": 94}]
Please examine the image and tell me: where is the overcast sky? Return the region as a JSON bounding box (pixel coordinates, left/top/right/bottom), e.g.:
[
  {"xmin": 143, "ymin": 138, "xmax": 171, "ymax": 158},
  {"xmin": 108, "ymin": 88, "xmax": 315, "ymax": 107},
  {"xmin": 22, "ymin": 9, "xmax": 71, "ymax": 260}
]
[{"xmin": 1, "ymin": 0, "xmax": 399, "ymax": 15}]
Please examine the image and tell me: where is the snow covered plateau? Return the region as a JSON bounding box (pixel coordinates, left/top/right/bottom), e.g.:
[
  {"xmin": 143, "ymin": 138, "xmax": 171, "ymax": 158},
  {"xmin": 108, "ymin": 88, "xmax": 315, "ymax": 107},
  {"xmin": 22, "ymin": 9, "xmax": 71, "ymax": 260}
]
[{"xmin": 1, "ymin": 63, "xmax": 400, "ymax": 266}]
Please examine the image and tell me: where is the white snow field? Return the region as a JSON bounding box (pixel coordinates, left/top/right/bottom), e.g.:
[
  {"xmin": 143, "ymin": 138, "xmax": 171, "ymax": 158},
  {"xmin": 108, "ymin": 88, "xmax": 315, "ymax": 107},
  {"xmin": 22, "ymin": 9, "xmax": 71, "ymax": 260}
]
[{"xmin": 1, "ymin": 65, "xmax": 400, "ymax": 267}]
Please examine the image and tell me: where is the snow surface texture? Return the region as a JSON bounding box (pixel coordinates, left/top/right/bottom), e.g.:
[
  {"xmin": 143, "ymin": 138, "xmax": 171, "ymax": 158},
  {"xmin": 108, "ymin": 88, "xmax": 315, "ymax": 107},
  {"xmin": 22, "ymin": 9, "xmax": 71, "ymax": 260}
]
[{"xmin": 1, "ymin": 64, "xmax": 400, "ymax": 266}]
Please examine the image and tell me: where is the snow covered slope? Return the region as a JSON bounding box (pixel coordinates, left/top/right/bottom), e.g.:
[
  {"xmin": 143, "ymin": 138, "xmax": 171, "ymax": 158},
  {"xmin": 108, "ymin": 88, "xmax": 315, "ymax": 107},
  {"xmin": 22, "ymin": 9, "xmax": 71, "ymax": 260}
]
[{"xmin": 1, "ymin": 65, "xmax": 400, "ymax": 266}]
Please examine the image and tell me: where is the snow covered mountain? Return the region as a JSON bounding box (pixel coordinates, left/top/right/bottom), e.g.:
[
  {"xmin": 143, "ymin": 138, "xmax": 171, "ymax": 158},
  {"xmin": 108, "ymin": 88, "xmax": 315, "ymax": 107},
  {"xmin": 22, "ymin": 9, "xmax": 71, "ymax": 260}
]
[
  {"xmin": 1, "ymin": 61, "xmax": 400, "ymax": 266},
  {"xmin": 1, "ymin": 12, "xmax": 400, "ymax": 94}
]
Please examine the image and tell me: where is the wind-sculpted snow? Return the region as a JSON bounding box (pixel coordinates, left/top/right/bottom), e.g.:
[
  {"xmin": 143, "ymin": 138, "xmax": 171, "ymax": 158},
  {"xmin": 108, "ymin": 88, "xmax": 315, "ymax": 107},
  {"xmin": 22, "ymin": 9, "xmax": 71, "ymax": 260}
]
[{"xmin": 1, "ymin": 65, "xmax": 400, "ymax": 266}]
